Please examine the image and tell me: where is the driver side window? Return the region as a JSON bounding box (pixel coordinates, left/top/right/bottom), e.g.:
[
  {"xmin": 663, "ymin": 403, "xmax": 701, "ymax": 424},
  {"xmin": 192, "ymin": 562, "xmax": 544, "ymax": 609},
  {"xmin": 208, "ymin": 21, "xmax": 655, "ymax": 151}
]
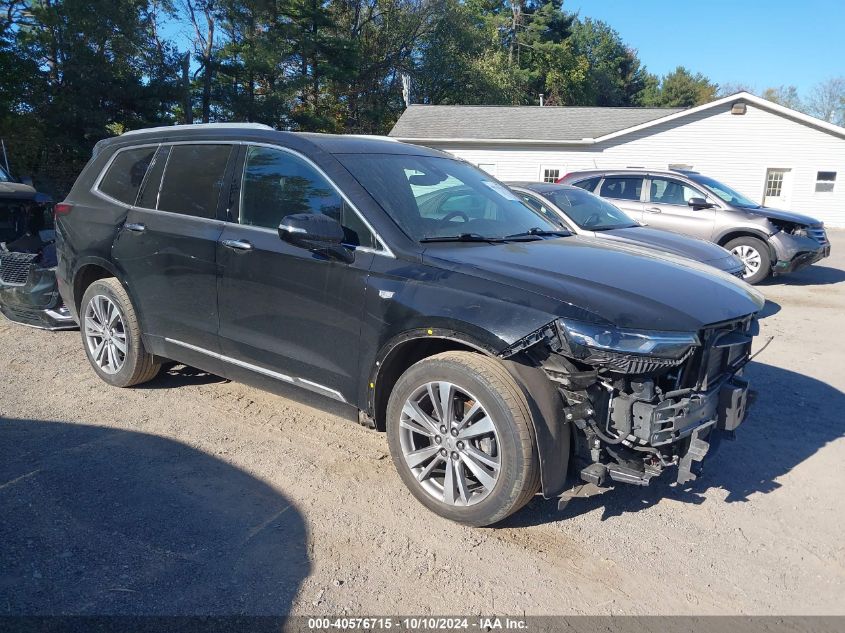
[
  {"xmin": 239, "ymin": 145, "xmax": 376, "ymax": 248},
  {"xmin": 649, "ymin": 178, "xmax": 705, "ymax": 206}
]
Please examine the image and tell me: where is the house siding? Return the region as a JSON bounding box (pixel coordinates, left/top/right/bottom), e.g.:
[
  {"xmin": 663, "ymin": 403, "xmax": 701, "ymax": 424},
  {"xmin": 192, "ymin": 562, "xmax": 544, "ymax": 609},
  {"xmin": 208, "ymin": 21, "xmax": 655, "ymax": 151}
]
[{"xmin": 422, "ymin": 103, "xmax": 845, "ymax": 227}]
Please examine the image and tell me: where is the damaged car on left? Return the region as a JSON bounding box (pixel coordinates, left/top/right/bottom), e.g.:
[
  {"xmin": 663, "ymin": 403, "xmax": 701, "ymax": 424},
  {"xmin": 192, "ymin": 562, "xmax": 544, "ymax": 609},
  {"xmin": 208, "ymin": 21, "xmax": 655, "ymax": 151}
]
[{"xmin": 0, "ymin": 165, "xmax": 75, "ymax": 329}]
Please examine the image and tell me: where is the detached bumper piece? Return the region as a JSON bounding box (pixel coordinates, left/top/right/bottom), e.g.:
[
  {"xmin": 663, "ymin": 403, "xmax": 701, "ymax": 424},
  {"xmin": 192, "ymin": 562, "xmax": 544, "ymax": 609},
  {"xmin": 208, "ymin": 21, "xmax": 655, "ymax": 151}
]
[{"xmin": 0, "ymin": 252, "xmax": 75, "ymax": 330}]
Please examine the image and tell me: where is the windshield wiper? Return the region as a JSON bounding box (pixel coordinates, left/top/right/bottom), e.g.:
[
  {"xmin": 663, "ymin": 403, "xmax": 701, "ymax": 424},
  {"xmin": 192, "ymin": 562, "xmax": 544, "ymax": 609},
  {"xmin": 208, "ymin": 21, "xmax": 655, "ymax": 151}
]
[
  {"xmin": 420, "ymin": 233, "xmax": 507, "ymax": 243},
  {"xmin": 504, "ymin": 227, "xmax": 570, "ymax": 239}
]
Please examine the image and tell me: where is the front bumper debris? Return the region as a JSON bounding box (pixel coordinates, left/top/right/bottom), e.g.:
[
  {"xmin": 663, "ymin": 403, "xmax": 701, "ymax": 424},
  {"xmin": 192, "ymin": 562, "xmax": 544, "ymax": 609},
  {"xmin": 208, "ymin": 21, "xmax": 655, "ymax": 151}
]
[
  {"xmin": 770, "ymin": 229, "xmax": 830, "ymax": 276},
  {"xmin": 0, "ymin": 255, "xmax": 76, "ymax": 330}
]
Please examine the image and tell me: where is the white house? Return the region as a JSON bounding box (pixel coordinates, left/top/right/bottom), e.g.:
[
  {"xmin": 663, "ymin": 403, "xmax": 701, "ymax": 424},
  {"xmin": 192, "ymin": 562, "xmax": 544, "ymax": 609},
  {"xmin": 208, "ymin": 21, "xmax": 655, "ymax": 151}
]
[{"xmin": 388, "ymin": 92, "xmax": 845, "ymax": 227}]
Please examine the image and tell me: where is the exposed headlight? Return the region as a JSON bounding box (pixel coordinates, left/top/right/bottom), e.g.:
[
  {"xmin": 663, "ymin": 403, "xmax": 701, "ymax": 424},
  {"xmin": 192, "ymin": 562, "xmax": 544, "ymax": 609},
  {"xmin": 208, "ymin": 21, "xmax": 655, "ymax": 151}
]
[
  {"xmin": 558, "ymin": 319, "xmax": 699, "ymax": 362},
  {"xmin": 791, "ymin": 226, "xmax": 809, "ymax": 238}
]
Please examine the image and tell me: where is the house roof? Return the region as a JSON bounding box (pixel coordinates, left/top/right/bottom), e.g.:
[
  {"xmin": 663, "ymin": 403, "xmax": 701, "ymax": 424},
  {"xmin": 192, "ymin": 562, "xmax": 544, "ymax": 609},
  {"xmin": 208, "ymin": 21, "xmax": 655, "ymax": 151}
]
[
  {"xmin": 389, "ymin": 105, "xmax": 683, "ymax": 143},
  {"xmin": 389, "ymin": 92, "xmax": 845, "ymax": 145}
]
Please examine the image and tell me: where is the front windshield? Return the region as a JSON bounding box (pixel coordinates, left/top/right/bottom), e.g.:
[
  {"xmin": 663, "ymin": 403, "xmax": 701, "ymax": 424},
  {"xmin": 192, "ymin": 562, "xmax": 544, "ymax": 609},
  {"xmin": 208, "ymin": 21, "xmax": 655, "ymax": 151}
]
[
  {"xmin": 545, "ymin": 188, "xmax": 638, "ymax": 230},
  {"xmin": 690, "ymin": 174, "xmax": 759, "ymax": 208},
  {"xmin": 336, "ymin": 154, "xmax": 561, "ymax": 241},
  {"xmin": 0, "ymin": 165, "xmax": 11, "ymax": 182}
]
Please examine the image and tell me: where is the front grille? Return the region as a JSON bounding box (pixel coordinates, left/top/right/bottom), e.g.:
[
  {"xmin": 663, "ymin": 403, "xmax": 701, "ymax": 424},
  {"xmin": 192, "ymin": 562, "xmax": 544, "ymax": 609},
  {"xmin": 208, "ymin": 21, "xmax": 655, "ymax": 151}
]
[
  {"xmin": 808, "ymin": 226, "xmax": 828, "ymax": 245},
  {"xmin": 0, "ymin": 252, "xmax": 38, "ymax": 285},
  {"xmin": 677, "ymin": 317, "xmax": 754, "ymax": 390}
]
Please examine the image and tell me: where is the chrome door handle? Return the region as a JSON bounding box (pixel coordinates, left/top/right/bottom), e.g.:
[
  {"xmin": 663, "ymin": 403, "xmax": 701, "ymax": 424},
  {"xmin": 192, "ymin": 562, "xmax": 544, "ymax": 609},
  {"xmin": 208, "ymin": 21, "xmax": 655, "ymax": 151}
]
[
  {"xmin": 644, "ymin": 207, "xmax": 662, "ymax": 214},
  {"xmin": 124, "ymin": 222, "xmax": 146, "ymax": 232},
  {"xmin": 221, "ymin": 239, "xmax": 254, "ymax": 251}
]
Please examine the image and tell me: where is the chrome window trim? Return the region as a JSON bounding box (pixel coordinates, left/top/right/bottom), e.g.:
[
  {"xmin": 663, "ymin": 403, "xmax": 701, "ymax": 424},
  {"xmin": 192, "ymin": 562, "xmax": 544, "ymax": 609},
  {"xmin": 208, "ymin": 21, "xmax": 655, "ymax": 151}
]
[
  {"xmin": 165, "ymin": 337, "xmax": 347, "ymax": 403},
  {"xmin": 241, "ymin": 142, "xmax": 395, "ymax": 258},
  {"xmin": 90, "ymin": 140, "xmax": 242, "ymax": 212}
]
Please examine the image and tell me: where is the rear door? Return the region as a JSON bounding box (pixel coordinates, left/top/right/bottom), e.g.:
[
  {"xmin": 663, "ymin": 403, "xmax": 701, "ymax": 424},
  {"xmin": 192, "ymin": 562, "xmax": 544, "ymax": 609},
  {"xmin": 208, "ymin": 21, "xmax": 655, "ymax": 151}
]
[
  {"xmin": 215, "ymin": 143, "xmax": 382, "ymax": 403},
  {"xmin": 643, "ymin": 176, "xmax": 716, "ymax": 239},
  {"xmin": 596, "ymin": 175, "xmax": 646, "ymax": 220},
  {"xmin": 111, "ymin": 142, "xmax": 236, "ymax": 351}
]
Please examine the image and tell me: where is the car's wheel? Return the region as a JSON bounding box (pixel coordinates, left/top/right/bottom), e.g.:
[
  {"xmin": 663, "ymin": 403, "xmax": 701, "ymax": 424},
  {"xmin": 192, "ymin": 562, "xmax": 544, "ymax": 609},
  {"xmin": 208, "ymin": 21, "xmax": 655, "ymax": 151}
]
[
  {"xmin": 79, "ymin": 278, "xmax": 161, "ymax": 387},
  {"xmin": 726, "ymin": 236, "xmax": 771, "ymax": 284},
  {"xmin": 386, "ymin": 351, "xmax": 540, "ymax": 526}
]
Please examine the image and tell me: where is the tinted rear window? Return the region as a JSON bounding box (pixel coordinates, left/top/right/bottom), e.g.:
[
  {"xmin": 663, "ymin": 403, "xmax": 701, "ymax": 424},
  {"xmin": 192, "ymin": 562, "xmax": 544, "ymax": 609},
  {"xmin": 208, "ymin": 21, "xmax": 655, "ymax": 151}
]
[
  {"xmin": 572, "ymin": 176, "xmax": 600, "ymax": 192},
  {"xmin": 599, "ymin": 176, "xmax": 643, "ymax": 201},
  {"xmin": 99, "ymin": 147, "xmax": 157, "ymax": 205},
  {"xmin": 157, "ymin": 144, "xmax": 232, "ymax": 219}
]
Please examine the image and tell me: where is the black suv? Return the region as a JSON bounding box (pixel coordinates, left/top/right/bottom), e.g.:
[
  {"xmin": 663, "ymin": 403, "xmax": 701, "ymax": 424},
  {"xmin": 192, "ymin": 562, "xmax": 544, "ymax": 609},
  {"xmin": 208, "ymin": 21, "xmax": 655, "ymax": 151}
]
[{"xmin": 56, "ymin": 125, "xmax": 764, "ymax": 526}]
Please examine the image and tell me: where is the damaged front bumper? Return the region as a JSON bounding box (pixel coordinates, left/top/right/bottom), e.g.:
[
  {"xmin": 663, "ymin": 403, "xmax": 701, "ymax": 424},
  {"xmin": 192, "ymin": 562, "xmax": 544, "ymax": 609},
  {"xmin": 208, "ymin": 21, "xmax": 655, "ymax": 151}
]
[
  {"xmin": 501, "ymin": 314, "xmax": 758, "ymax": 499},
  {"xmin": 0, "ymin": 254, "xmax": 76, "ymax": 330},
  {"xmin": 770, "ymin": 228, "xmax": 830, "ymax": 276}
]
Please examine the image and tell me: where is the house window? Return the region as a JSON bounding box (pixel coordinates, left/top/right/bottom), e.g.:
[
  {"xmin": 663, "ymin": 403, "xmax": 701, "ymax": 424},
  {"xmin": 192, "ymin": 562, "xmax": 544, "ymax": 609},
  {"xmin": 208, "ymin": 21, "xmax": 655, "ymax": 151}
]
[
  {"xmin": 542, "ymin": 168, "xmax": 560, "ymax": 183},
  {"xmin": 816, "ymin": 171, "xmax": 836, "ymax": 193},
  {"xmin": 765, "ymin": 171, "xmax": 784, "ymax": 198}
]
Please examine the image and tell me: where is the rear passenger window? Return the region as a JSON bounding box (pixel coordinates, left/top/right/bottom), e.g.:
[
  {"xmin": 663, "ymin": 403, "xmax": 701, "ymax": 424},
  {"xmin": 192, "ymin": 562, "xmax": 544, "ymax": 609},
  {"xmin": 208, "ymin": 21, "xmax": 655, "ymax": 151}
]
[
  {"xmin": 157, "ymin": 144, "xmax": 233, "ymax": 219},
  {"xmin": 98, "ymin": 147, "xmax": 157, "ymax": 205},
  {"xmin": 572, "ymin": 176, "xmax": 601, "ymax": 192},
  {"xmin": 239, "ymin": 145, "xmax": 376, "ymax": 248},
  {"xmin": 599, "ymin": 177, "xmax": 643, "ymax": 201}
]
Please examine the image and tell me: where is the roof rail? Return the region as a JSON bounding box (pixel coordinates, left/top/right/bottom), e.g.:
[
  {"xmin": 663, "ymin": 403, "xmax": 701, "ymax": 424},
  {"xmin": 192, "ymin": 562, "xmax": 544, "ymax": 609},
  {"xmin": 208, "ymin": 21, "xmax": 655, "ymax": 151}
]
[{"xmin": 121, "ymin": 122, "xmax": 273, "ymax": 137}]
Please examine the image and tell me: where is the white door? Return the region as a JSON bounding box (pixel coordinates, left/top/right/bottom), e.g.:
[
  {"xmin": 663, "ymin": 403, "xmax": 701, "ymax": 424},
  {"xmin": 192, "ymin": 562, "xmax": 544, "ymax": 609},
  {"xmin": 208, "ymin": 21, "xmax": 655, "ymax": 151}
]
[{"xmin": 762, "ymin": 168, "xmax": 792, "ymax": 207}]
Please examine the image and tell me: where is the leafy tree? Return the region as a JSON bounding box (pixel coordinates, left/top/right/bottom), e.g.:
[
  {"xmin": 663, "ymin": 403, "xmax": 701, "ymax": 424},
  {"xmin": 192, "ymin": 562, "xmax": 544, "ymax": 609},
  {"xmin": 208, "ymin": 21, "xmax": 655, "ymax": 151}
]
[
  {"xmin": 568, "ymin": 18, "xmax": 650, "ymax": 106},
  {"xmin": 658, "ymin": 66, "xmax": 718, "ymax": 107}
]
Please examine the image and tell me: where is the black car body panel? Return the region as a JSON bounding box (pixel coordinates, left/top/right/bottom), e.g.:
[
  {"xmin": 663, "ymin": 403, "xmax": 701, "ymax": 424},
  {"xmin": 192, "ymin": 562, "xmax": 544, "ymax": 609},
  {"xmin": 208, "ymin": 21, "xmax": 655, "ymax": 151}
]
[{"xmin": 56, "ymin": 126, "xmax": 764, "ymax": 503}]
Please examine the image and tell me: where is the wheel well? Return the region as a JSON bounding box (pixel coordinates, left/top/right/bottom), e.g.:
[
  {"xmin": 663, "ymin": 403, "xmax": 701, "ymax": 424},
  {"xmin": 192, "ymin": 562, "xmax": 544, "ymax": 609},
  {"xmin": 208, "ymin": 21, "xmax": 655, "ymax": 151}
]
[
  {"xmin": 717, "ymin": 231, "xmax": 773, "ymax": 256},
  {"xmin": 73, "ymin": 265, "xmax": 114, "ymax": 313},
  {"xmin": 372, "ymin": 338, "xmax": 481, "ymax": 431}
]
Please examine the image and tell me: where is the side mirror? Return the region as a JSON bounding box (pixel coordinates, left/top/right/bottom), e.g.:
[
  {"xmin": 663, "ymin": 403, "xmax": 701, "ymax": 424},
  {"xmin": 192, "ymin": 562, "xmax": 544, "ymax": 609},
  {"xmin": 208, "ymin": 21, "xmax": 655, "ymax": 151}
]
[
  {"xmin": 688, "ymin": 197, "xmax": 713, "ymax": 210},
  {"xmin": 278, "ymin": 213, "xmax": 352, "ymax": 262}
]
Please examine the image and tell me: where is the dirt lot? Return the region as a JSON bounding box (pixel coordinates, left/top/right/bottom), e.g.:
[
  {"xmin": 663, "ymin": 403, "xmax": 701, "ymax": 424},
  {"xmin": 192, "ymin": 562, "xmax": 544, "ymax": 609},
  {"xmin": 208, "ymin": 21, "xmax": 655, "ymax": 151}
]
[{"xmin": 2, "ymin": 232, "xmax": 844, "ymax": 616}]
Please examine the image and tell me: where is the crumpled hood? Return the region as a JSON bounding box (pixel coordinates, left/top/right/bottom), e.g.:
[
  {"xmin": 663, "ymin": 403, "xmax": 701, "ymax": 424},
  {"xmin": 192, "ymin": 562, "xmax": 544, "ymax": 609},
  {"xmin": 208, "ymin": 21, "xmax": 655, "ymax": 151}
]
[
  {"xmin": 424, "ymin": 237, "xmax": 764, "ymax": 332},
  {"xmin": 745, "ymin": 205, "xmax": 822, "ymax": 226},
  {"xmin": 0, "ymin": 181, "xmax": 51, "ymax": 203},
  {"xmin": 598, "ymin": 226, "xmax": 742, "ymax": 271}
]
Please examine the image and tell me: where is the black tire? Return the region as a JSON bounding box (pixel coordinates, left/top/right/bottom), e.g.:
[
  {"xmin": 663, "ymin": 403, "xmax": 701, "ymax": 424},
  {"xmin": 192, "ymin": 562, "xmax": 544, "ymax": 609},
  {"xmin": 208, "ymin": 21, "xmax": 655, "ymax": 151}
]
[
  {"xmin": 386, "ymin": 351, "xmax": 540, "ymax": 526},
  {"xmin": 725, "ymin": 236, "xmax": 771, "ymax": 285},
  {"xmin": 79, "ymin": 278, "xmax": 161, "ymax": 387}
]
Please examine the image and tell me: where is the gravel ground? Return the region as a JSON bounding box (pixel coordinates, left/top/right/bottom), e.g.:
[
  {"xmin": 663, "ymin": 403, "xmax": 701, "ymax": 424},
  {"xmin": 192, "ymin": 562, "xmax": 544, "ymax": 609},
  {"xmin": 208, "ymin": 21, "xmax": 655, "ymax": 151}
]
[{"xmin": 1, "ymin": 231, "xmax": 844, "ymax": 616}]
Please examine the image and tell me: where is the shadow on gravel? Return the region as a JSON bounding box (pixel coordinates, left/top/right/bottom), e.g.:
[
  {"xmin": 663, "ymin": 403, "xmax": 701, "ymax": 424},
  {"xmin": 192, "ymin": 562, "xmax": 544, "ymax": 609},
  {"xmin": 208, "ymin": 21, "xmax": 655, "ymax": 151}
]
[
  {"xmin": 502, "ymin": 361, "xmax": 845, "ymax": 526},
  {"xmin": 134, "ymin": 364, "xmax": 230, "ymax": 389},
  {"xmin": 0, "ymin": 418, "xmax": 310, "ymax": 615},
  {"xmin": 760, "ymin": 264, "xmax": 845, "ymax": 287}
]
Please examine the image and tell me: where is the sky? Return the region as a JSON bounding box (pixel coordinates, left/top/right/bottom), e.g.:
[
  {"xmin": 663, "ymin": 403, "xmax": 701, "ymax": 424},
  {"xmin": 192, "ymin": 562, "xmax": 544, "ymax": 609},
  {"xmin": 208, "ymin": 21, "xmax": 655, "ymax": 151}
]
[{"xmin": 570, "ymin": 0, "xmax": 845, "ymax": 96}]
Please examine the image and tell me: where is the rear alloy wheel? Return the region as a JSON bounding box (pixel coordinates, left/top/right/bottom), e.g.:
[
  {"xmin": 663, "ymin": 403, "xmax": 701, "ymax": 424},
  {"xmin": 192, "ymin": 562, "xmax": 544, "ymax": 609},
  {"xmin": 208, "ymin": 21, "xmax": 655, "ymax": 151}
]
[
  {"xmin": 80, "ymin": 278, "xmax": 161, "ymax": 387},
  {"xmin": 386, "ymin": 351, "xmax": 540, "ymax": 526},
  {"xmin": 726, "ymin": 236, "xmax": 771, "ymax": 284}
]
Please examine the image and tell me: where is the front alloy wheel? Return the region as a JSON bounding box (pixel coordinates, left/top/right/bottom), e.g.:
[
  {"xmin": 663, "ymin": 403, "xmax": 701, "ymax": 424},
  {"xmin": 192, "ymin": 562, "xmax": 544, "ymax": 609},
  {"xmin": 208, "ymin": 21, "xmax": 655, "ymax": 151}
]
[
  {"xmin": 725, "ymin": 236, "xmax": 771, "ymax": 284},
  {"xmin": 399, "ymin": 381, "xmax": 501, "ymax": 507},
  {"xmin": 386, "ymin": 351, "xmax": 540, "ymax": 526}
]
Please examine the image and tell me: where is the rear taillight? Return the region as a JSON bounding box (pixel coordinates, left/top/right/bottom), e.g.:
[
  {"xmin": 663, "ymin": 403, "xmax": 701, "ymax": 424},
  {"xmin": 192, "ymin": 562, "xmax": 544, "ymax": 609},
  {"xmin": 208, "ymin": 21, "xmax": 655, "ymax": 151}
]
[{"xmin": 54, "ymin": 202, "xmax": 73, "ymax": 216}]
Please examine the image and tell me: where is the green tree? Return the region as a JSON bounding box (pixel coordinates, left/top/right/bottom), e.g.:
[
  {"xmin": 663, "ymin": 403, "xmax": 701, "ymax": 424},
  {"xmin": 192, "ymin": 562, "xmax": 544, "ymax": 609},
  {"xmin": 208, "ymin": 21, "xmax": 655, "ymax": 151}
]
[{"xmin": 658, "ymin": 66, "xmax": 718, "ymax": 107}]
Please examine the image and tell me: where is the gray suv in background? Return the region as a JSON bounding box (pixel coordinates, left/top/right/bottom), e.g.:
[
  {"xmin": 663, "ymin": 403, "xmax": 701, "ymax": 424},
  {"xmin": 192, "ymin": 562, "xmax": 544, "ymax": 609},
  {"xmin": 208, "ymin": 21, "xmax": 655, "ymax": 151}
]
[{"xmin": 560, "ymin": 169, "xmax": 830, "ymax": 284}]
